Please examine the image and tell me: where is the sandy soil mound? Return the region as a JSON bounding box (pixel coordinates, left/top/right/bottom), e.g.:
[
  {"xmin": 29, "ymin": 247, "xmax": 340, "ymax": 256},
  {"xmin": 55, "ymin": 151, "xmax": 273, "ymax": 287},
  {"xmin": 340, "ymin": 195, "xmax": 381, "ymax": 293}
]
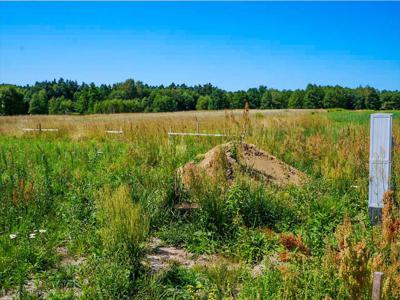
[{"xmin": 178, "ymin": 142, "xmax": 306, "ymax": 188}]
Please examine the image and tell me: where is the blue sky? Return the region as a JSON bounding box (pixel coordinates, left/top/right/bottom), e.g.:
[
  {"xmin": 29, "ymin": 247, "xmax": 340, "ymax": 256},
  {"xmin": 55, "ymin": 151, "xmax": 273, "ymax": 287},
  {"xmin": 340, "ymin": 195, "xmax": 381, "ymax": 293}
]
[{"xmin": 0, "ymin": 2, "xmax": 399, "ymax": 91}]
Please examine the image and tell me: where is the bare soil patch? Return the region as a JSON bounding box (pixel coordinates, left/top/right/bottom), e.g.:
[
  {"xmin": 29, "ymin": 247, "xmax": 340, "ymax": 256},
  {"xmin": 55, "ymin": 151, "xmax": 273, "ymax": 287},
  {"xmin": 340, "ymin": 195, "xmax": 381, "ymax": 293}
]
[
  {"xmin": 145, "ymin": 237, "xmax": 277, "ymax": 278},
  {"xmin": 146, "ymin": 238, "xmax": 211, "ymax": 273},
  {"xmin": 57, "ymin": 246, "xmax": 86, "ymax": 268},
  {"xmin": 0, "ymin": 246, "xmax": 86, "ymax": 300}
]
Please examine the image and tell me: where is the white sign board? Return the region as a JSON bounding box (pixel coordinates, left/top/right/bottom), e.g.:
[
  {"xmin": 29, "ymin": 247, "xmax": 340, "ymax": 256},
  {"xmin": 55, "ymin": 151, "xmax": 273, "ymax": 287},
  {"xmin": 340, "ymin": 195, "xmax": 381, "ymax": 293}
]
[{"xmin": 369, "ymin": 113, "xmax": 392, "ymax": 218}]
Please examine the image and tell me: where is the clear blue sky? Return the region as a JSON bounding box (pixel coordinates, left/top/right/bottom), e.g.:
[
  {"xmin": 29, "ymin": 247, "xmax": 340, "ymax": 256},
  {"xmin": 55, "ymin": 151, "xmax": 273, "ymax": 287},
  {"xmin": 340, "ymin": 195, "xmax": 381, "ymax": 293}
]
[{"xmin": 1, "ymin": 1, "xmax": 399, "ymax": 91}]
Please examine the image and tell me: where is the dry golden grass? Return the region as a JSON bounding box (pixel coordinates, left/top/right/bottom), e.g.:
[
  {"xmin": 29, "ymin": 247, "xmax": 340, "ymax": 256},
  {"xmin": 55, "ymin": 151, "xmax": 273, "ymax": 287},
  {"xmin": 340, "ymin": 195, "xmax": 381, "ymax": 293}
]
[
  {"xmin": 0, "ymin": 109, "xmax": 323, "ymax": 140},
  {"xmin": 371, "ymin": 191, "xmax": 400, "ymax": 298}
]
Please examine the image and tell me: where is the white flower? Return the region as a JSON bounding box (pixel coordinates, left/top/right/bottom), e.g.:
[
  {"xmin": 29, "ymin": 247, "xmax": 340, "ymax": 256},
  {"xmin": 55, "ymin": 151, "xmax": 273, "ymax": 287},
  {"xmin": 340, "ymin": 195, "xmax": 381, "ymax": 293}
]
[
  {"xmin": 29, "ymin": 233, "xmax": 36, "ymax": 239},
  {"xmin": 39, "ymin": 229, "xmax": 46, "ymax": 233},
  {"xmin": 9, "ymin": 234, "xmax": 17, "ymax": 239}
]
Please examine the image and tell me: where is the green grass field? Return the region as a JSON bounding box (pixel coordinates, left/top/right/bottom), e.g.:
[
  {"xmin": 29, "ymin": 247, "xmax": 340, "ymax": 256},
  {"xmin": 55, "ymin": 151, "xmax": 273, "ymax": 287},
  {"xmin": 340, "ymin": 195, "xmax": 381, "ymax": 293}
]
[{"xmin": 1, "ymin": 109, "xmax": 400, "ymax": 299}]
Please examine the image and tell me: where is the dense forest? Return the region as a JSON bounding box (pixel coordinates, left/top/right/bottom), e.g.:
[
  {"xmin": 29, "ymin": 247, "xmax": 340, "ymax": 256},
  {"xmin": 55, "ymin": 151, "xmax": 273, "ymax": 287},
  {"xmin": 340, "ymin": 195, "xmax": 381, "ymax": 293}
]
[{"xmin": 1, "ymin": 78, "xmax": 400, "ymax": 115}]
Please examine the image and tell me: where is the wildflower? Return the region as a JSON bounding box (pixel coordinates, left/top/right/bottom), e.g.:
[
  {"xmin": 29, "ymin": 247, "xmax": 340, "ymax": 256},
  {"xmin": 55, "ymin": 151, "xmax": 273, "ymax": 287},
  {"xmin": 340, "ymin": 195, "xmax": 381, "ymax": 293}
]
[
  {"xmin": 9, "ymin": 234, "xmax": 17, "ymax": 239},
  {"xmin": 39, "ymin": 229, "xmax": 46, "ymax": 233},
  {"xmin": 29, "ymin": 233, "xmax": 36, "ymax": 239}
]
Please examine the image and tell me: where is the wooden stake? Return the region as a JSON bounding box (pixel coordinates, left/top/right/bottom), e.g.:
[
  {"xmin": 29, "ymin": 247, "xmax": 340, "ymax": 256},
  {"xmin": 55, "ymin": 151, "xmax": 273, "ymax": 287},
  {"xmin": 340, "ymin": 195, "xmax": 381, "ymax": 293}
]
[{"xmin": 372, "ymin": 272, "xmax": 383, "ymax": 300}]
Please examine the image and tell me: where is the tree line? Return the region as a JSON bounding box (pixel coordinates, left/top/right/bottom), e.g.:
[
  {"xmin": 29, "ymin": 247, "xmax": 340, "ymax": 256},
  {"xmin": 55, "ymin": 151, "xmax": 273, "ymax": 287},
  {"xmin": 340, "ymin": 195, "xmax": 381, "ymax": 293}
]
[{"xmin": 1, "ymin": 78, "xmax": 400, "ymax": 115}]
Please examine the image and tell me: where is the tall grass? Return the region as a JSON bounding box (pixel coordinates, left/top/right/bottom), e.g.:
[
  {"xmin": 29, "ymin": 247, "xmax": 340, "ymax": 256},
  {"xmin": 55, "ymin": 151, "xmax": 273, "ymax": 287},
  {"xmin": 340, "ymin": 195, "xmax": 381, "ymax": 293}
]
[
  {"xmin": 96, "ymin": 185, "xmax": 149, "ymax": 258},
  {"xmin": 1, "ymin": 109, "xmax": 400, "ymax": 298}
]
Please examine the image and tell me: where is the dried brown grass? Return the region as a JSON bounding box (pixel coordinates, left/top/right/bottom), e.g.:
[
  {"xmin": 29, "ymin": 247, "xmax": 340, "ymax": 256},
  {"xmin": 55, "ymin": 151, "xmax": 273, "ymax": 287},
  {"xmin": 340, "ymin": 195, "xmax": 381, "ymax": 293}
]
[
  {"xmin": 0, "ymin": 109, "xmax": 323, "ymax": 140},
  {"xmin": 280, "ymin": 233, "xmax": 310, "ymax": 255},
  {"xmin": 371, "ymin": 191, "xmax": 400, "ymax": 299}
]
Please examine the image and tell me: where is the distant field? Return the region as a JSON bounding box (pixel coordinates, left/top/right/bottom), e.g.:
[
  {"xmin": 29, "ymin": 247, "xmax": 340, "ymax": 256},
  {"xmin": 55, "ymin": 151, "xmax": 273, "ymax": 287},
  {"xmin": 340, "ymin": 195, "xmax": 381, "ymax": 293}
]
[
  {"xmin": 1, "ymin": 109, "xmax": 400, "ymax": 299},
  {"xmin": 327, "ymin": 109, "xmax": 400, "ymax": 124},
  {"xmin": 0, "ymin": 109, "xmax": 323, "ymax": 137}
]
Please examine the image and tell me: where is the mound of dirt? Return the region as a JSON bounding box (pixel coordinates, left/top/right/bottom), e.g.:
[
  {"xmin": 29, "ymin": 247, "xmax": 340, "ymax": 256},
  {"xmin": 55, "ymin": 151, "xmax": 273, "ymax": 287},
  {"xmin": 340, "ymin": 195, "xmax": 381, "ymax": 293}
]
[{"xmin": 178, "ymin": 142, "xmax": 306, "ymax": 189}]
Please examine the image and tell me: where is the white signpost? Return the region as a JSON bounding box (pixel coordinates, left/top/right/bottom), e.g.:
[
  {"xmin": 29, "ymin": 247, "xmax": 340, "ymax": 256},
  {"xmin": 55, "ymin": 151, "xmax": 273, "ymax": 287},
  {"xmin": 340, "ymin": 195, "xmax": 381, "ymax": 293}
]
[{"xmin": 369, "ymin": 113, "xmax": 393, "ymax": 224}]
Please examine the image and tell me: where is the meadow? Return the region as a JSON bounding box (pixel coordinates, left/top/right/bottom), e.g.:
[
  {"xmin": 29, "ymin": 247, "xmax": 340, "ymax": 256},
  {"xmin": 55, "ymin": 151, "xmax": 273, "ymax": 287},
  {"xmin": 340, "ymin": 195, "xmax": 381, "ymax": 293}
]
[{"xmin": 1, "ymin": 109, "xmax": 400, "ymax": 299}]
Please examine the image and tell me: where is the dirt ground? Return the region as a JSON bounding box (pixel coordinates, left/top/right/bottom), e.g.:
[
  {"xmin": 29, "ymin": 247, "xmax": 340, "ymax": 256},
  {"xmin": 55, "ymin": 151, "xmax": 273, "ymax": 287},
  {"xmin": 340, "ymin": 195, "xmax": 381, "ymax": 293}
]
[{"xmin": 145, "ymin": 237, "xmax": 277, "ymax": 278}]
